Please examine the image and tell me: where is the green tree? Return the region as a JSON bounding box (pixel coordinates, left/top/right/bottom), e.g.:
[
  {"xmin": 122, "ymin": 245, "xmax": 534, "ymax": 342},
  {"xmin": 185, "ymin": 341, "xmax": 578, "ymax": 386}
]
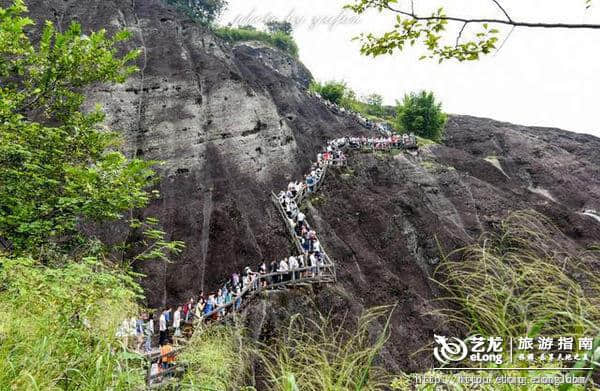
[
  {"xmin": 310, "ymin": 80, "xmax": 349, "ymax": 105},
  {"xmin": 0, "ymin": 2, "xmax": 187, "ymax": 389},
  {"xmin": 166, "ymin": 0, "xmax": 227, "ymax": 25},
  {"xmin": 365, "ymin": 93, "xmax": 385, "ymax": 116},
  {"xmin": 266, "ymin": 20, "xmax": 294, "ymax": 35},
  {"xmin": 395, "ymin": 91, "xmax": 447, "ymax": 141},
  {"xmin": 0, "ymin": 0, "xmax": 155, "ymax": 253},
  {"xmin": 345, "ymin": 0, "xmax": 600, "ymax": 62}
]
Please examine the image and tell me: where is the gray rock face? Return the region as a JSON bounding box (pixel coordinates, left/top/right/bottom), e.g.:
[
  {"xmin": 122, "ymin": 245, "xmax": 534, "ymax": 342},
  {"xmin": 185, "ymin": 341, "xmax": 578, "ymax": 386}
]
[
  {"xmin": 302, "ymin": 116, "xmax": 600, "ymax": 371},
  {"xmin": 13, "ymin": 0, "xmax": 369, "ymax": 307}
]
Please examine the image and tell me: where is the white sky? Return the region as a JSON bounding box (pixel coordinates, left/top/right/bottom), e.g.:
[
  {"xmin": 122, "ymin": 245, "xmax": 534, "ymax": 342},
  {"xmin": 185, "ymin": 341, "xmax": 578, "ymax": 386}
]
[{"xmin": 220, "ymin": 0, "xmax": 600, "ymax": 137}]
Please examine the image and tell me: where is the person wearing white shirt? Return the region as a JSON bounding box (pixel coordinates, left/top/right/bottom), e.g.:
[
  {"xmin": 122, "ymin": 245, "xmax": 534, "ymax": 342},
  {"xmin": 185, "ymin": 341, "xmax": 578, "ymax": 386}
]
[
  {"xmin": 309, "ymin": 253, "xmax": 318, "ymax": 275},
  {"xmin": 313, "ymin": 240, "xmax": 321, "ymax": 253},
  {"xmin": 289, "ymin": 256, "xmax": 299, "ymax": 280},
  {"xmin": 279, "ymin": 258, "xmax": 289, "ymax": 282},
  {"xmin": 173, "ymin": 306, "xmax": 182, "ymax": 342},
  {"xmin": 144, "ymin": 314, "xmax": 154, "ymax": 353},
  {"xmin": 159, "ymin": 309, "xmax": 168, "ymax": 345},
  {"xmin": 297, "ymin": 212, "xmax": 305, "ymax": 224}
]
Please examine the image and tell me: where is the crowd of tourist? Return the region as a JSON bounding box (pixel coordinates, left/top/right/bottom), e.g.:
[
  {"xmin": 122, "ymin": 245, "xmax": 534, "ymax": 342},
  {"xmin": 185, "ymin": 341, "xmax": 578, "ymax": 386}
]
[
  {"xmin": 308, "ymin": 91, "xmax": 394, "ymax": 136},
  {"xmin": 339, "ymin": 134, "xmax": 418, "ymax": 150},
  {"xmin": 276, "ymin": 152, "xmax": 332, "ymax": 278},
  {"xmin": 121, "ymin": 132, "xmax": 419, "ymax": 384}
]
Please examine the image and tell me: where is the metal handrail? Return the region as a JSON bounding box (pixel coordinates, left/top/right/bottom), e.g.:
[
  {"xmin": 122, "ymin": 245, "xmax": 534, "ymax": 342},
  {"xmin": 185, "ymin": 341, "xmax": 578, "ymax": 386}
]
[
  {"xmin": 189, "ymin": 265, "xmax": 335, "ymax": 325},
  {"xmin": 271, "ymin": 192, "xmax": 305, "ymax": 254}
]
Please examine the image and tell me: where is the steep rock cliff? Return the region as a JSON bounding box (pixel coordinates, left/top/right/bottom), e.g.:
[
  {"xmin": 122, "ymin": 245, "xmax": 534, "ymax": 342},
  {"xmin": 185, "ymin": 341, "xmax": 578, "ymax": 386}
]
[
  {"xmin": 12, "ymin": 0, "xmax": 372, "ymax": 306},
  {"xmin": 13, "ymin": 0, "xmax": 600, "ymax": 374}
]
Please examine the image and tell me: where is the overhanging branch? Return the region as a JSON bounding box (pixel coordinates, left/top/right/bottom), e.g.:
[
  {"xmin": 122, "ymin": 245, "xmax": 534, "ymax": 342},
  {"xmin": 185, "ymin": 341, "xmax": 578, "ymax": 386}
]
[{"xmin": 386, "ymin": 4, "xmax": 600, "ymax": 29}]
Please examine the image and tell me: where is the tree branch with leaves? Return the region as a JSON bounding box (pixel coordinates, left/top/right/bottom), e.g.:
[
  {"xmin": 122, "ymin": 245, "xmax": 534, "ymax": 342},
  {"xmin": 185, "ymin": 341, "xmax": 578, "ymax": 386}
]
[
  {"xmin": 0, "ymin": 0, "xmax": 184, "ymax": 263},
  {"xmin": 345, "ymin": 0, "xmax": 600, "ymax": 62}
]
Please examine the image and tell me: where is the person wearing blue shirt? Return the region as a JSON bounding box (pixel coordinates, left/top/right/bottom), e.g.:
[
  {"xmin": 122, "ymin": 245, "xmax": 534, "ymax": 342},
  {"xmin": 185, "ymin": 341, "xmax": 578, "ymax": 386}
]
[{"xmin": 306, "ymin": 174, "xmax": 315, "ymax": 192}]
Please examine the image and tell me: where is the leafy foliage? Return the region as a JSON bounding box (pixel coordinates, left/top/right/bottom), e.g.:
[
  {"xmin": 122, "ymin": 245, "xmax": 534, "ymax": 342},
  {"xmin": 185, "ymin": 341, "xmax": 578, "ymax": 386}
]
[
  {"xmin": 395, "ymin": 91, "xmax": 447, "ymax": 141},
  {"xmin": 0, "ymin": 0, "xmax": 155, "ymax": 253},
  {"xmin": 309, "ymin": 80, "xmax": 349, "ymax": 105},
  {"xmin": 345, "ymin": 0, "xmax": 499, "ymax": 62},
  {"xmin": 266, "ymin": 20, "xmax": 294, "ymax": 36},
  {"xmin": 0, "ymin": 2, "xmax": 185, "ymax": 389},
  {"xmin": 215, "ymin": 26, "xmax": 299, "ymax": 57},
  {"xmin": 163, "ymin": 0, "xmax": 228, "ymax": 25},
  {"xmin": 126, "ymin": 217, "xmax": 186, "ymax": 265},
  {"xmin": 346, "ymin": 0, "xmax": 598, "ymax": 62}
]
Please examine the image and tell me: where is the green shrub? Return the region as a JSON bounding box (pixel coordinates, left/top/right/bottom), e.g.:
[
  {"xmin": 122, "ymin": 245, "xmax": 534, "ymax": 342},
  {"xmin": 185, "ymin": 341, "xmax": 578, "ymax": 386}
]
[
  {"xmin": 395, "ymin": 91, "xmax": 447, "ymax": 141},
  {"xmin": 271, "ymin": 31, "xmax": 299, "ymax": 57},
  {"xmin": 214, "ymin": 27, "xmax": 299, "ymax": 57},
  {"xmin": 309, "ymin": 80, "xmax": 349, "ymax": 105},
  {"xmin": 163, "ymin": 0, "xmax": 227, "ymax": 25}
]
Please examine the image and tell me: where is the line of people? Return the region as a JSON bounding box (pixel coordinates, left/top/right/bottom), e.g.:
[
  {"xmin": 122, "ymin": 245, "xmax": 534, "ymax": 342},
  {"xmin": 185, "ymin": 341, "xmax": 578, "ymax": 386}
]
[
  {"xmin": 126, "ymin": 133, "xmax": 419, "ymax": 385},
  {"xmin": 308, "ymin": 91, "xmax": 393, "ymax": 136},
  {"xmin": 275, "ymin": 140, "xmax": 346, "ymax": 281},
  {"xmin": 342, "ymin": 134, "xmax": 418, "ymax": 150}
]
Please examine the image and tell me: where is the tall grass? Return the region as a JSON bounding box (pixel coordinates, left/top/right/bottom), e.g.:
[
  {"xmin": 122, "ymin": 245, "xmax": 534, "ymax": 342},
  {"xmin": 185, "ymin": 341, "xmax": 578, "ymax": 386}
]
[
  {"xmin": 179, "ymin": 323, "xmax": 250, "ymax": 390},
  {"xmin": 256, "ymin": 306, "xmax": 394, "ymax": 391},
  {"xmin": 0, "ymin": 256, "xmax": 145, "ymax": 390},
  {"xmin": 390, "ymin": 211, "xmax": 600, "ymax": 390},
  {"xmin": 431, "ymin": 209, "xmax": 600, "ymax": 338}
]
